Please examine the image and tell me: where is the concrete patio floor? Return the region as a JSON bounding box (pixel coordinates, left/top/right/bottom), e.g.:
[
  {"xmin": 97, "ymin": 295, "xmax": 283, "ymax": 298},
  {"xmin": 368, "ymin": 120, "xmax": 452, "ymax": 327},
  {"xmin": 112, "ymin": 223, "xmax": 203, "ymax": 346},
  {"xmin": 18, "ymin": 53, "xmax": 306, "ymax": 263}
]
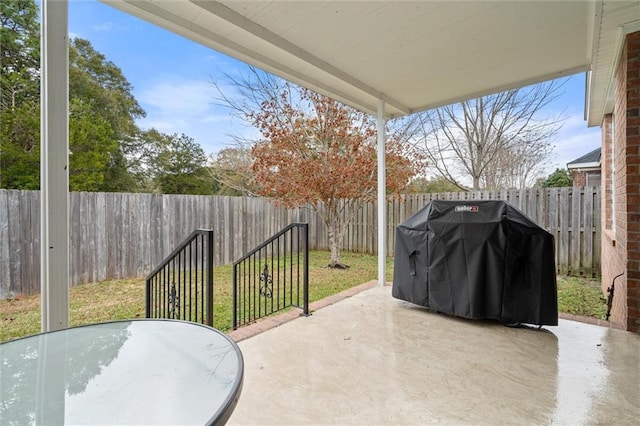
[{"xmin": 228, "ymin": 285, "xmax": 640, "ymax": 425}]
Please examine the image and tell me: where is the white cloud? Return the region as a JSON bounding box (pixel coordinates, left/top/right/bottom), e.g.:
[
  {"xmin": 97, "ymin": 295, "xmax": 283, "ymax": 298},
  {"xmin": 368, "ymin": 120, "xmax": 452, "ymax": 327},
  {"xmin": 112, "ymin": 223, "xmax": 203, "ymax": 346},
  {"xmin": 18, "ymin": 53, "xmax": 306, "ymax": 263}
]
[
  {"xmin": 135, "ymin": 77, "xmax": 256, "ymax": 154},
  {"xmin": 137, "ymin": 79, "xmax": 216, "ymax": 115},
  {"xmin": 200, "ymin": 114, "xmax": 232, "ymax": 124},
  {"xmin": 558, "ymin": 113, "xmax": 590, "ymax": 132},
  {"xmin": 92, "ymin": 22, "xmax": 130, "ymax": 32},
  {"xmin": 549, "ymin": 113, "xmax": 600, "ymax": 171},
  {"xmin": 140, "ymin": 120, "xmax": 184, "ymax": 132}
]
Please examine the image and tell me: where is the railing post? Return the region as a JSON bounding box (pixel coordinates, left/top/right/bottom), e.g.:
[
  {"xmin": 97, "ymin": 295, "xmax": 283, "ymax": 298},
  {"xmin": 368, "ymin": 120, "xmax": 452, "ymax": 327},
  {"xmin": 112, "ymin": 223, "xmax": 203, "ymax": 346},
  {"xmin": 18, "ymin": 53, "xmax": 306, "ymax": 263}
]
[
  {"xmin": 302, "ymin": 223, "xmax": 310, "ymax": 316},
  {"xmin": 231, "ymin": 223, "xmax": 310, "ymax": 328},
  {"xmin": 145, "ymin": 278, "xmax": 151, "ymax": 318},
  {"xmin": 232, "ymin": 264, "xmax": 238, "ymax": 330},
  {"xmin": 206, "ymin": 230, "xmax": 214, "ymax": 326}
]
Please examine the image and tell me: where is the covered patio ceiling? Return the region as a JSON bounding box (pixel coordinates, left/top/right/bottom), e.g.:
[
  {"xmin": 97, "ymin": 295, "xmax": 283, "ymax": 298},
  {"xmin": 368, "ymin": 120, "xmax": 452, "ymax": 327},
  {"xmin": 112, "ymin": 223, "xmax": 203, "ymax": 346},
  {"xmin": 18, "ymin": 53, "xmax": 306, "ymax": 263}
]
[{"xmin": 102, "ymin": 0, "xmax": 639, "ymax": 124}]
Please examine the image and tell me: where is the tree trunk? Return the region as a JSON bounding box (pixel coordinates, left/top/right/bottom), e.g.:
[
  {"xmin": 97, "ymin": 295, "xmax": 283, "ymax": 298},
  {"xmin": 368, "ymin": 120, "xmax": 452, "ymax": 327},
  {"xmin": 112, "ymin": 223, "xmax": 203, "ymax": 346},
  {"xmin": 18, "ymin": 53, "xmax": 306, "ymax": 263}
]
[
  {"xmin": 327, "ymin": 223, "xmax": 342, "ymax": 267},
  {"xmin": 473, "ymin": 175, "xmax": 481, "ymax": 191}
]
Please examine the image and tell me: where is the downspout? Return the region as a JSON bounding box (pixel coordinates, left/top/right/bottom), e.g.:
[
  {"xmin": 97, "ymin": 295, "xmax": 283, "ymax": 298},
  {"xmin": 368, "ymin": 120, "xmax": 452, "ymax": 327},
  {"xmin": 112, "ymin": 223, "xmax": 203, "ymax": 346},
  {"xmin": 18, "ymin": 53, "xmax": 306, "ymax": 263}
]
[{"xmin": 605, "ymin": 272, "xmax": 624, "ymax": 321}]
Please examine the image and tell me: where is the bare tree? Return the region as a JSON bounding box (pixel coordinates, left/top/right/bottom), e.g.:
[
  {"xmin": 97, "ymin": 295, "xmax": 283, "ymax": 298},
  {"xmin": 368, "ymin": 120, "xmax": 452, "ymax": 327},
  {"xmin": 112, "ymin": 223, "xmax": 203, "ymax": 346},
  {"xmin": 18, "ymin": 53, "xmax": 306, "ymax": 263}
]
[
  {"xmin": 481, "ymin": 133, "xmax": 554, "ymax": 190},
  {"xmin": 412, "ymin": 81, "xmax": 564, "ymax": 190},
  {"xmin": 211, "ymin": 67, "xmax": 298, "ymax": 146}
]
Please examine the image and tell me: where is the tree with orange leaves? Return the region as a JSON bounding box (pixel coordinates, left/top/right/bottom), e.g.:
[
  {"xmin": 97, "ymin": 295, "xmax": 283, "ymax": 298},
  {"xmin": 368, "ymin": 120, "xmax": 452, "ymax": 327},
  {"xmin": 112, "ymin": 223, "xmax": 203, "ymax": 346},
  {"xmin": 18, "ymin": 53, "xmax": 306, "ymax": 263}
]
[{"xmin": 248, "ymin": 87, "xmax": 417, "ymax": 268}]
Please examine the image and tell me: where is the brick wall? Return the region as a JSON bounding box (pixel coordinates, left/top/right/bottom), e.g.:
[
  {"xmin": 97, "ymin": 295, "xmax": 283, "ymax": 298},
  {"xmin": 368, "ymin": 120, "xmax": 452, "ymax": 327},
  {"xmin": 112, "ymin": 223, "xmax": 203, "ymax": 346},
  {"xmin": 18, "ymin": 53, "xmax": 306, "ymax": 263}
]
[
  {"xmin": 601, "ymin": 31, "xmax": 640, "ymax": 332},
  {"xmin": 601, "ymin": 111, "xmax": 623, "ymax": 327},
  {"xmin": 571, "ymin": 170, "xmax": 601, "ymax": 187},
  {"xmin": 603, "ymin": 116, "xmax": 614, "ymax": 230},
  {"xmin": 572, "ymin": 170, "xmax": 587, "ymax": 186},
  {"xmin": 625, "ymin": 32, "xmax": 640, "ymax": 332},
  {"xmin": 601, "ymin": 107, "xmax": 626, "ymax": 326}
]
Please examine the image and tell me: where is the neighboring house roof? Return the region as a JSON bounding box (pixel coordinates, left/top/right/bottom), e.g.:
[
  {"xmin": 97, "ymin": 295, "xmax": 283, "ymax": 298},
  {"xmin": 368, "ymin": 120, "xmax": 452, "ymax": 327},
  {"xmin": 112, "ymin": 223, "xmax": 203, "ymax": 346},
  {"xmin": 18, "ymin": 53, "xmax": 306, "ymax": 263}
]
[{"xmin": 567, "ymin": 148, "xmax": 601, "ymax": 169}]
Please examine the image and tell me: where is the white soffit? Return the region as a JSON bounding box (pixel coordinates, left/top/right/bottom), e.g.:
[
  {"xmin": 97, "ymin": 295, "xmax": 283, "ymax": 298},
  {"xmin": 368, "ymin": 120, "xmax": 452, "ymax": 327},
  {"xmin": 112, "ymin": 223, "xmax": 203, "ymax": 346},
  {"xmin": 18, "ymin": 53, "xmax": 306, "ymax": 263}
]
[
  {"xmin": 567, "ymin": 161, "xmax": 600, "ymax": 169},
  {"xmin": 587, "ymin": 1, "xmax": 640, "ymax": 126},
  {"xmin": 103, "ymin": 0, "xmax": 594, "ymax": 119}
]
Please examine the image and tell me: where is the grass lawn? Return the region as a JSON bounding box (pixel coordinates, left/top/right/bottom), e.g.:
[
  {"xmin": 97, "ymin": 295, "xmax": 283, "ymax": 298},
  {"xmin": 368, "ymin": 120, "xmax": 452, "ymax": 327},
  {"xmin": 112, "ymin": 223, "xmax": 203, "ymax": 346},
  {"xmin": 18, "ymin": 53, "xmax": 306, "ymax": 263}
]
[
  {"xmin": 1, "ymin": 251, "xmax": 393, "ymax": 342},
  {"xmin": 1, "ymin": 251, "xmax": 607, "ymax": 343},
  {"xmin": 557, "ymin": 276, "xmax": 607, "ymax": 319}
]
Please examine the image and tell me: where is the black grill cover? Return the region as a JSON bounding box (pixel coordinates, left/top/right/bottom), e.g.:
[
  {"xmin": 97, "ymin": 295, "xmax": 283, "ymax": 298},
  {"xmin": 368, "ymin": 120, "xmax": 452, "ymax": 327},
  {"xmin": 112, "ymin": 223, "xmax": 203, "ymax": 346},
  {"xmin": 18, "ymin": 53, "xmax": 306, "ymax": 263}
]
[{"xmin": 392, "ymin": 200, "xmax": 558, "ymax": 326}]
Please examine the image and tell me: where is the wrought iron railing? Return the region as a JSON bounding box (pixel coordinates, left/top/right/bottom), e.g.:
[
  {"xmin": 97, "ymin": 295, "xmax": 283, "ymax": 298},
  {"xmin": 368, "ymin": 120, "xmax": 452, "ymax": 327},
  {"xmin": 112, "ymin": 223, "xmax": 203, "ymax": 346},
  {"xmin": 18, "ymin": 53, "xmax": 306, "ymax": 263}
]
[
  {"xmin": 146, "ymin": 229, "xmax": 214, "ymax": 326},
  {"xmin": 233, "ymin": 223, "xmax": 309, "ymax": 329}
]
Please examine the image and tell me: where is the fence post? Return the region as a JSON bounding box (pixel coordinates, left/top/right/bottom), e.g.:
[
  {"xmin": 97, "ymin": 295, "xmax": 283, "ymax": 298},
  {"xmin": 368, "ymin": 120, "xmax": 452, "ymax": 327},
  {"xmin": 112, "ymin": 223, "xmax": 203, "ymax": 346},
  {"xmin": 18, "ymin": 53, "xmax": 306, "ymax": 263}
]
[{"xmin": 206, "ymin": 230, "xmax": 214, "ymax": 326}]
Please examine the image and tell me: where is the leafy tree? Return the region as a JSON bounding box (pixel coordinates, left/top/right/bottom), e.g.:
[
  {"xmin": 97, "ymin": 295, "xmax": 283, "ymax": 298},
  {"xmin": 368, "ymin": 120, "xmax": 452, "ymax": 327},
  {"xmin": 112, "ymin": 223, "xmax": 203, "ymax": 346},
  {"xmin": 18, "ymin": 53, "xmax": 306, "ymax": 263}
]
[
  {"xmin": 248, "ymin": 85, "xmax": 417, "ymax": 268},
  {"xmin": 541, "ymin": 168, "xmax": 573, "ymax": 188},
  {"xmin": 411, "ymin": 81, "xmax": 563, "ymax": 190},
  {"xmin": 119, "ymin": 128, "xmax": 166, "ymax": 192},
  {"xmin": 214, "ymin": 68, "xmax": 420, "ymax": 267},
  {"xmin": 208, "ymin": 147, "xmax": 256, "ymax": 196},
  {"xmin": 0, "ymin": 102, "xmax": 40, "ymax": 189},
  {"xmin": 68, "ymin": 38, "xmax": 146, "ymax": 192},
  {"xmin": 1, "ymin": 0, "xmax": 150, "ymax": 192},
  {"xmin": 69, "ymin": 99, "xmax": 117, "ymax": 191},
  {"xmin": 0, "ymin": 0, "xmax": 40, "ymax": 189},
  {"xmin": 69, "ymin": 38, "xmax": 144, "ymax": 139},
  {"xmin": 0, "ymin": 0, "xmax": 39, "ymax": 110},
  {"xmin": 152, "ymin": 133, "xmax": 214, "ymax": 195}
]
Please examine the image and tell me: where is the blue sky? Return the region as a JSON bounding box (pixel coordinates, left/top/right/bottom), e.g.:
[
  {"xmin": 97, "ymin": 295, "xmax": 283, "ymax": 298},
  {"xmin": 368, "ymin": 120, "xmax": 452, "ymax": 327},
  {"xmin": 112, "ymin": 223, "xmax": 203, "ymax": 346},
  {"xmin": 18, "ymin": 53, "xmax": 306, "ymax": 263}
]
[{"xmin": 68, "ymin": 0, "xmax": 601, "ymax": 172}]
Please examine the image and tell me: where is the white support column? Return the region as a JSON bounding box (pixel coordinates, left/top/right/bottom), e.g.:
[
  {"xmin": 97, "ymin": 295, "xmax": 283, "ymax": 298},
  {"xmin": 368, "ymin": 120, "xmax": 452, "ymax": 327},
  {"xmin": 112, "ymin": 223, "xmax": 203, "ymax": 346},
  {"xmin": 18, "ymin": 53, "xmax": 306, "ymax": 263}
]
[
  {"xmin": 377, "ymin": 100, "xmax": 387, "ymax": 286},
  {"xmin": 40, "ymin": 0, "xmax": 69, "ymax": 332}
]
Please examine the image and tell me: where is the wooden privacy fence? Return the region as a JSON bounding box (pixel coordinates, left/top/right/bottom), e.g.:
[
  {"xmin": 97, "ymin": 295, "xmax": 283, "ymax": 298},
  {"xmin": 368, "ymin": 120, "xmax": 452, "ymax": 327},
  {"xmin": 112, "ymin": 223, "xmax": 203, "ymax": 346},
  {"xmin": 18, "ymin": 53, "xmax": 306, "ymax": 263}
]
[
  {"xmin": 0, "ymin": 187, "xmax": 600, "ymax": 298},
  {"xmin": 342, "ymin": 187, "xmax": 601, "ymax": 278},
  {"xmin": 0, "ymin": 191, "xmax": 318, "ymax": 298}
]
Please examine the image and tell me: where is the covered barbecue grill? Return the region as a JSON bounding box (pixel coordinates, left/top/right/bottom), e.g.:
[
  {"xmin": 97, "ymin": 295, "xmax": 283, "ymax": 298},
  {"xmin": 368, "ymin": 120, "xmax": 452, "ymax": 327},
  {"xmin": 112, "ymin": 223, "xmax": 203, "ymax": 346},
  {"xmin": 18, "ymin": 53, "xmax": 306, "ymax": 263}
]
[{"xmin": 392, "ymin": 200, "xmax": 558, "ymax": 326}]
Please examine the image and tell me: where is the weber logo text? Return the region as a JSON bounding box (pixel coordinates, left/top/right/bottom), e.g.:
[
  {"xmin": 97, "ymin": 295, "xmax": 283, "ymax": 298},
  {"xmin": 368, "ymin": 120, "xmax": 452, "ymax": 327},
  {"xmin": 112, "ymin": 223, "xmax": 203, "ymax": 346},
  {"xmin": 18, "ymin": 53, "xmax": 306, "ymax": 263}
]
[{"xmin": 454, "ymin": 205, "xmax": 479, "ymax": 213}]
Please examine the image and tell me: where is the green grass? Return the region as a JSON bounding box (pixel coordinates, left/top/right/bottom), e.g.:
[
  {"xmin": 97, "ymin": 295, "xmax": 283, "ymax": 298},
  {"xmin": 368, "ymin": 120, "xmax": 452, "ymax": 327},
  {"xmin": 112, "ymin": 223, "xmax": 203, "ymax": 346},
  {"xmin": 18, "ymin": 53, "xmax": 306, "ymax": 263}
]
[
  {"xmin": 1, "ymin": 278, "xmax": 147, "ymax": 343},
  {"xmin": 1, "ymin": 251, "xmax": 393, "ymax": 343},
  {"xmin": 1, "ymin": 251, "xmax": 607, "ymax": 343},
  {"xmin": 557, "ymin": 276, "xmax": 607, "ymax": 319}
]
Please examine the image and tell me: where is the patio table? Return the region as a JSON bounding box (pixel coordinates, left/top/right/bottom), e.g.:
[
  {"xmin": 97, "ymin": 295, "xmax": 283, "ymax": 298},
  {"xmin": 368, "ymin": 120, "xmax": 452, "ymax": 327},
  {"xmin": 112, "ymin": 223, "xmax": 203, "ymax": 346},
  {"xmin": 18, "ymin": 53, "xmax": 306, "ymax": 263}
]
[{"xmin": 0, "ymin": 319, "xmax": 243, "ymax": 425}]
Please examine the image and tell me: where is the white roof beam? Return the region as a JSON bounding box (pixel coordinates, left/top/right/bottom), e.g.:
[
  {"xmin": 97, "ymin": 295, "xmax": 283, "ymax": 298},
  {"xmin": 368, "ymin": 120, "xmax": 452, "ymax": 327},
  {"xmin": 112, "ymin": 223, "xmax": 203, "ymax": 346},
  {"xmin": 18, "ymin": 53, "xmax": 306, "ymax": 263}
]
[
  {"xmin": 104, "ymin": 0, "xmax": 408, "ymax": 117},
  {"xmin": 411, "ymin": 65, "xmax": 590, "ymax": 116},
  {"xmin": 189, "ymin": 1, "xmax": 410, "ymax": 116}
]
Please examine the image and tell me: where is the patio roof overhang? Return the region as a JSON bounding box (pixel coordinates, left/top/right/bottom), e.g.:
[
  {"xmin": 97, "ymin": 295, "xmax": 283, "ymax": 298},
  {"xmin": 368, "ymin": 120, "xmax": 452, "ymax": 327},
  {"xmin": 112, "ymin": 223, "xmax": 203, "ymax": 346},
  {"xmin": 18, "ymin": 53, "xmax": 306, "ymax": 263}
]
[
  {"xmin": 103, "ymin": 0, "xmax": 597, "ymax": 120},
  {"xmin": 100, "ymin": 1, "xmax": 640, "ymax": 125}
]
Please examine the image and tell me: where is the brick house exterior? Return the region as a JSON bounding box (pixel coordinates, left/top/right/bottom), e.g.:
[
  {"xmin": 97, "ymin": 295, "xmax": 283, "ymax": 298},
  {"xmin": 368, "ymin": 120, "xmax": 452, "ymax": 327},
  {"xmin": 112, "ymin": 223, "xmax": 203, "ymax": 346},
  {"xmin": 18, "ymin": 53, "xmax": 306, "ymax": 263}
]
[
  {"xmin": 571, "ymin": 170, "xmax": 597, "ymax": 187},
  {"xmin": 567, "ymin": 148, "xmax": 601, "ymax": 187},
  {"xmin": 600, "ymin": 31, "xmax": 640, "ymax": 332}
]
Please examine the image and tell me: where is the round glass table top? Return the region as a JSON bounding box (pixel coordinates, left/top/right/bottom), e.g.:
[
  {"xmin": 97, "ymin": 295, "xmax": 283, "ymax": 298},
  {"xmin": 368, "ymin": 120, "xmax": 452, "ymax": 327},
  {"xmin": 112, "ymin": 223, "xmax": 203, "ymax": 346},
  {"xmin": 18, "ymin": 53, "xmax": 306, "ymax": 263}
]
[{"xmin": 0, "ymin": 319, "xmax": 243, "ymax": 425}]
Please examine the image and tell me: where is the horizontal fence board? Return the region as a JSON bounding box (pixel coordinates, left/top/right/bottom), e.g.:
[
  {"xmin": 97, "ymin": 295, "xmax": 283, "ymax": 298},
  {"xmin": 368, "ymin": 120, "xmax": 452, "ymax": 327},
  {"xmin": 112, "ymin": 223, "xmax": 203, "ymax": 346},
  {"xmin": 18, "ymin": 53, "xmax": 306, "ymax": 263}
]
[{"xmin": 0, "ymin": 187, "xmax": 601, "ymax": 297}]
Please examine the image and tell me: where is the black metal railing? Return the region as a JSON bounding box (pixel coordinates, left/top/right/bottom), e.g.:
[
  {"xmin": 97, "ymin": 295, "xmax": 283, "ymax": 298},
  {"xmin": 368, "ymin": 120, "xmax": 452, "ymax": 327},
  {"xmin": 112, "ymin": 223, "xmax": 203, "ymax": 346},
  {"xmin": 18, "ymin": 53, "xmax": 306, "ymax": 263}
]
[
  {"xmin": 146, "ymin": 229, "xmax": 214, "ymax": 326},
  {"xmin": 233, "ymin": 223, "xmax": 309, "ymax": 329}
]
